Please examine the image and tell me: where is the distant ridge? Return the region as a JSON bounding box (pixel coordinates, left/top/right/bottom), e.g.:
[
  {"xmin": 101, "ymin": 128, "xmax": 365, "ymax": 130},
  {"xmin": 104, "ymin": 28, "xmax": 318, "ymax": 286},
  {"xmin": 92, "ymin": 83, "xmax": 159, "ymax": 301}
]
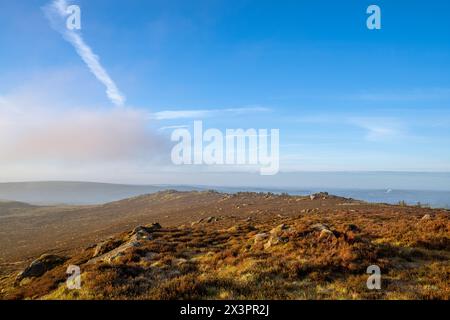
[
  {"xmin": 0, "ymin": 181, "xmax": 203, "ymax": 205},
  {"xmin": 0, "ymin": 181, "xmax": 449, "ymax": 208}
]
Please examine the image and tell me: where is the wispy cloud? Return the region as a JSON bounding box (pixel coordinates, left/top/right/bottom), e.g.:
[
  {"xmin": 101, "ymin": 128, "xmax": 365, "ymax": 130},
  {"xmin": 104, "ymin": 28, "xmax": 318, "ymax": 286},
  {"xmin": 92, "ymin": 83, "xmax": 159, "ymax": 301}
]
[
  {"xmin": 349, "ymin": 117, "xmax": 405, "ymax": 141},
  {"xmin": 43, "ymin": 0, "xmax": 126, "ymax": 106},
  {"xmin": 150, "ymin": 106, "xmax": 270, "ymax": 120},
  {"xmin": 158, "ymin": 125, "xmax": 189, "ymax": 131},
  {"xmin": 342, "ymin": 88, "xmax": 450, "ymax": 102},
  {"xmin": 294, "ymin": 115, "xmax": 406, "ymax": 141}
]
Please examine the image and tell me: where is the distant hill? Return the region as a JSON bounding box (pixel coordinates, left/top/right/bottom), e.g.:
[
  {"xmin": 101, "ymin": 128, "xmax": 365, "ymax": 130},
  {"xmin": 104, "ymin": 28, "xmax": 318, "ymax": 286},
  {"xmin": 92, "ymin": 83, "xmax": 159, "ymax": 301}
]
[
  {"xmin": 0, "ymin": 200, "xmax": 35, "ymax": 209},
  {"xmin": 0, "ymin": 181, "xmax": 203, "ymax": 205},
  {"xmin": 0, "ymin": 200, "xmax": 37, "ymax": 217}
]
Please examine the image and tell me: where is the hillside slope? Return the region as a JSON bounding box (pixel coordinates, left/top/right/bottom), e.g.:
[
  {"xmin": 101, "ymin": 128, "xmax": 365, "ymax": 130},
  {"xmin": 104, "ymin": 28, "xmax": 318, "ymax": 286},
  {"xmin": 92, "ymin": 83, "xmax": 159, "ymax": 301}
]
[{"xmin": 0, "ymin": 191, "xmax": 449, "ymax": 300}]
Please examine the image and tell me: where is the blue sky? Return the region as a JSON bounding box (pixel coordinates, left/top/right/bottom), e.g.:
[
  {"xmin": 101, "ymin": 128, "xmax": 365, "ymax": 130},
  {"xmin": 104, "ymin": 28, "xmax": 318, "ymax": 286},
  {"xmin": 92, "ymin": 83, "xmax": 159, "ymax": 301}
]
[{"xmin": 1, "ymin": 0, "xmax": 450, "ymax": 183}]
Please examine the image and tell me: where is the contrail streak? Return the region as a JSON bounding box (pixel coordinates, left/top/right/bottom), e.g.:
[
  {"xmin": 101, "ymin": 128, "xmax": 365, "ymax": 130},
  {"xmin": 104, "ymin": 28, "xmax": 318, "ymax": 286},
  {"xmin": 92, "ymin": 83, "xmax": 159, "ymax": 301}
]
[{"xmin": 44, "ymin": 0, "xmax": 126, "ymax": 106}]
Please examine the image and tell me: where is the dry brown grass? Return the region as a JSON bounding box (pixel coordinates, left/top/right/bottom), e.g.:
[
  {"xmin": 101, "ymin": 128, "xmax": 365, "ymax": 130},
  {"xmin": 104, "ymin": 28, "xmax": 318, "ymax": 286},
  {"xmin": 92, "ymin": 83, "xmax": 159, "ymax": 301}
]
[{"xmin": 0, "ymin": 191, "xmax": 448, "ymax": 300}]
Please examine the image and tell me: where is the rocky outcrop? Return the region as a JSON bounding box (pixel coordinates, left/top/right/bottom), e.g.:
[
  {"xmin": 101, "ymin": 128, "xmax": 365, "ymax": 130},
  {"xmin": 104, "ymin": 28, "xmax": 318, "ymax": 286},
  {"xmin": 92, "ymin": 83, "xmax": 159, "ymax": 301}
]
[
  {"xmin": 88, "ymin": 223, "xmax": 162, "ymax": 264},
  {"xmin": 309, "ymin": 192, "xmax": 351, "ymax": 202},
  {"xmin": 191, "ymin": 216, "xmax": 222, "ymax": 226},
  {"xmin": 310, "ymin": 192, "xmax": 330, "ymax": 200},
  {"xmin": 93, "ymin": 238, "xmax": 124, "ymax": 258},
  {"xmin": 255, "ymin": 224, "xmax": 292, "ymax": 249},
  {"xmin": 16, "ymin": 254, "xmax": 66, "ymax": 281}
]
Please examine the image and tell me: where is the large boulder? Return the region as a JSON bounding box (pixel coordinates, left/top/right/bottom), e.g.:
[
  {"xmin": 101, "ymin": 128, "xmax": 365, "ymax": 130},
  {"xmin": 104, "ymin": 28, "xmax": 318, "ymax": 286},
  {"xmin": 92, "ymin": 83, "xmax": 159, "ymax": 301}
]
[{"xmin": 17, "ymin": 254, "xmax": 66, "ymax": 281}]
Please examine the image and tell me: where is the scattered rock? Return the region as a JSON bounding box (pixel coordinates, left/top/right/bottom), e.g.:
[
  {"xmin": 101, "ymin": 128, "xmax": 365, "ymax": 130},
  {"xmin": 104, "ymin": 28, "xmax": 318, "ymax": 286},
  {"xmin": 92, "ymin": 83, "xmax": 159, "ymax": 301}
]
[
  {"xmin": 147, "ymin": 222, "xmax": 162, "ymax": 231},
  {"xmin": 345, "ymin": 224, "xmax": 361, "ymax": 232},
  {"xmin": 88, "ymin": 240, "xmax": 141, "ymax": 264},
  {"xmin": 17, "ymin": 254, "xmax": 66, "ymax": 281},
  {"xmin": 192, "ymin": 217, "xmax": 220, "ymax": 225},
  {"xmin": 93, "ymin": 238, "xmax": 123, "ymax": 258},
  {"xmin": 310, "ymin": 192, "xmax": 330, "ymax": 200},
  {"xmin": 254, "ymin": 233, "xmax": 269, "ymax": 243},
  {"xmin": 88, "ymin": 224, "xmax": 160, "ymax": 264},
  {"xmin": 173, "ymin": 258, "xmax": 188, "ymax": 266},
  {"xmin": 310, "ymin": 223, "xmax": 336, "ymax": 239},
  {"xmin": 264, "ymin": 237, "xmax": 277, "ymax": 249},
  {"xmin": 130, "ymin": 223, "xmax": 161, "ymax": 234},
  {"xmin": 270, "ymin": 224, "xmax": 289, "ymax": 236},
  {"xmin": 227, "ymin": 225, "xmax": 239, "ymax": 232},
  {"xmin": 131, "ymin": 226, "xmax": 154, "ymax": 241},
  {"xmin": 264, "ymin": 236, "xmax": 289, "ymax": 249},
  {"xmin": 310, "ymin": 223, "xmax": 330, "ymax": 232},
  {"xmin": 142, "ymin": 252, "xmax": 157, "ymax": 262},
  {"xmin": 319, "ymin": 229, "xmax": 335, "ymax": 239},
  {"xmin": 260, "ymin": 224, "xmax": 291, "ymax": 249},
  {"xmin": 206, "ymin": 216, "xmax": 216, "ymax": 223}
]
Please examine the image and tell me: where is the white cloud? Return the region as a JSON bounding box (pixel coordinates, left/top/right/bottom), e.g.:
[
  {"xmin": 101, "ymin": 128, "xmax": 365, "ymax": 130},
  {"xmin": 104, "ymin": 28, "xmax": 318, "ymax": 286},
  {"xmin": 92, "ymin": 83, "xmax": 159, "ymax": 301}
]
[
  {"xmin": 43, "ymin": 0, "xmax": 126, "ymax": 106},
  {"xmin": 0, "ymin": 87, "xmax": 167, "ymax": 168},
  {"xmin": 150, "ymin": 106, "xmax": 270, "ymax": 120}
]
